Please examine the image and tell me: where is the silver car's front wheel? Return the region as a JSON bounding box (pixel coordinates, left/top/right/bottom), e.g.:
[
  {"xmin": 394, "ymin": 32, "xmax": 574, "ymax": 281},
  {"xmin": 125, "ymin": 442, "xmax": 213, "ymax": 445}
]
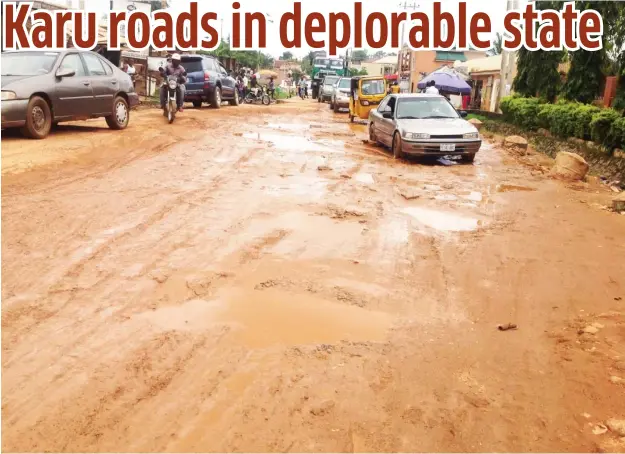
[{"xmin": 392, "ymin": 132, "xmax": 403, "ymax": 159}]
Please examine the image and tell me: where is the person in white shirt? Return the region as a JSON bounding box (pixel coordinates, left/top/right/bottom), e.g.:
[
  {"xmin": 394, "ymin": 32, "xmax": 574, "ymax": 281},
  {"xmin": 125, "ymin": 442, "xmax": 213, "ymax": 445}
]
[{"xmin": 425, "ymin": 80, "xmax": 439, "ymax": 94}]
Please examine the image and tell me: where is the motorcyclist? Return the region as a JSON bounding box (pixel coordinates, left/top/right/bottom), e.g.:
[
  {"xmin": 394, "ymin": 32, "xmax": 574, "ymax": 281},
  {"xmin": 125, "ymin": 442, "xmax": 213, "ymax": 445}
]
[
  {"xmin": 159, "ymin": 53, "xmax": 187, "ymax": 115},
  {"xmin": 250, "ymin": 74, "xmax": 260, "ymax": 97}
]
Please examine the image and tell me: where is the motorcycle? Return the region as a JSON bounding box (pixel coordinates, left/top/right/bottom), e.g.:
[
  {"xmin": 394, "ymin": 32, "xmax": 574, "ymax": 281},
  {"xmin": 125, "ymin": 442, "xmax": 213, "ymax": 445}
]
[
  {"xmin": 244, "ymin": 86, "xmax": 271, "ymax": 105},
  {"xmin": 162, "ymin": 75, "xmax": 179, "ymax": 124}
]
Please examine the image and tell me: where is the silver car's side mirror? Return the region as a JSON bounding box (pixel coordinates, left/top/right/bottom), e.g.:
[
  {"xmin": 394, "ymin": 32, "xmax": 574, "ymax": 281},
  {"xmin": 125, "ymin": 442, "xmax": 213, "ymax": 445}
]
[
  {"xmin": 56, "ymin": 68, "xmax": 76, "ymax": 78},
  {"xmin": 382, "ymin": 112, "xmax": 394, "ymax": 119}
]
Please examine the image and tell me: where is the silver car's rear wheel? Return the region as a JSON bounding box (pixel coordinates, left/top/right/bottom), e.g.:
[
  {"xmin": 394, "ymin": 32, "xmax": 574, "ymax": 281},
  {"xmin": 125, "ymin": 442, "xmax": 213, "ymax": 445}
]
[{"xmin": 369, "ymin": 123, "xmax": 377, "ymax": 143}]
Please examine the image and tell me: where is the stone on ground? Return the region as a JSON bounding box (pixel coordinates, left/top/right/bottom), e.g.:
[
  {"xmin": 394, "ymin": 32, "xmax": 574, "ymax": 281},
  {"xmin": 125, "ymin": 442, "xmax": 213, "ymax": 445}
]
[
  {"xmin": 614, "ymin": 192, "xmax": 625, "ymax": 213},
  {"xmin": 551, "ymin": 151, "xmax": 589, "ymax": 181},
  {"xmin": 468, "ymin": 118, "xmax": 483, "ymax": 131},
  {"xmin": 504, "ymin": 135, "xmax": 529, "ymax": 156},
  {"xmin": 606, "ymin": 418, "xmax": 625, "ymax": 437}
]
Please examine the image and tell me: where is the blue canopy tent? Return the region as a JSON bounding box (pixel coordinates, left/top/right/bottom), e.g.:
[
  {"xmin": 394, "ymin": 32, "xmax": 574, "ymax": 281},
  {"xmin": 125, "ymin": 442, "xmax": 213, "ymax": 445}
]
[{"xmin": 417, "ymin": 67, "xmax": 472, "ymax": 95}]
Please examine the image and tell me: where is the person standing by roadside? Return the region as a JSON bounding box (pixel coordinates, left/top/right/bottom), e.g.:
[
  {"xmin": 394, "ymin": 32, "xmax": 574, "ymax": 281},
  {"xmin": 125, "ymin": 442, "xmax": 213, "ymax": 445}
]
[{"xmin": 268, "ymin": 76, "xmax": 276, "ymax": 100}]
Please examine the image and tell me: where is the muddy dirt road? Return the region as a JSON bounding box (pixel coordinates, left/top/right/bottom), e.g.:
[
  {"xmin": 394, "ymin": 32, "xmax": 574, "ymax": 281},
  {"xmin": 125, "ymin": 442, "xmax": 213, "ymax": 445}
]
[{"xmin": 2, "ymin": 100, "xmax": 625, "ymax": 452}]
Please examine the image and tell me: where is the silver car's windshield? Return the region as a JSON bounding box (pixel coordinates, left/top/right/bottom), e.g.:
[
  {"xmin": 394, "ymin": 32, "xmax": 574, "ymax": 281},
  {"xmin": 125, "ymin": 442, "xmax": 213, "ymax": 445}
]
[
  {"xmin": 396, "ymin": 97, "xmax": 459, "ymax": 120},
  {"xmin": 337, "ymin": 78, "xmax": 351, "ymax": 89},
  {"xmin": 324, "ymin": 76, "xmax": 339, "ymax": 86},
  {"xmin": 361, "ymin": 79, "xmax": 385, "ymax": 95},
  {"xmin": 1, "ymin": 52, "xmax": 59, "ymax": 76}
]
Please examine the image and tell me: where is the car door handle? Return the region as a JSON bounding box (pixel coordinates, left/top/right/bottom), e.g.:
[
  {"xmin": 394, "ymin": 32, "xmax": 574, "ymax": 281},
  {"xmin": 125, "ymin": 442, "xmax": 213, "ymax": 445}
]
[
  {"xmin": 111, "ymin": 80, "xmax": 117, "ymax": 85},
  {"xmin": 83, "ymin": 81, "xmax": 91, "ymax": 86}
]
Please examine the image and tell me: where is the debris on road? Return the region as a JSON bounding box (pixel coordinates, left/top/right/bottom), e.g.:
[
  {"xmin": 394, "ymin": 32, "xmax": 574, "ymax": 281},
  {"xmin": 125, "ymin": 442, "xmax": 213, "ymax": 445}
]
[
  {"xmin": 614, "ymin": 193, "xmax": 625, "ymax": 213},
  {"xmin": 310, "ymin": 400, "xmax": 335, "ymax": 416},
  {"xmin": 468, "ymin": 118, "xmax": 483, "ymax": 131},
  {"xmin": 504, "ymin": 135, "xmax": 529, "ymax": 156},
  {"xmin": 317, "ymin": 164, "xmax": 332, "ymax": 171},
  {"xmin": 579, "ymin": 323, "xmax": 604, "ymax": 335},
  {"xmin": 610, "ymin": 376, "xmax": 625, "ymax": 385},
  {"xmin": 399, "ymin": 187, "xmax": 422, "ymax": 200},
  {"xmin": 551, "ymin": 152, "xmax": 589, "ymax": 181},
  {"xmin": 606, "ymin": 418, "xmax": 625, "ymax": 437},
  {"xmin": 498, "ymin": 323, "xmax": 518, "ymax": 331},
  {"xmin": 593, "ymin": 424, "xmax": 609, "ymax": 435}
]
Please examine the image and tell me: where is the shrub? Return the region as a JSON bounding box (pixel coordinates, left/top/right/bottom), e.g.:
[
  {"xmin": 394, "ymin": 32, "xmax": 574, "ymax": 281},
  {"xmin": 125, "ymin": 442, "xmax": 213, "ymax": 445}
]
[
  {"xmin": 606, "ymin": 117, "xmax": 625, "ymax": 151},
  {"xmin": 537, "ymin": 103, "xmax": 557, "ymax": 130},
  {"xmin": 571, "ymin": 104, "xmax": 601, "ymax": 140},
  {"xmin": 590, "ymin": 109, "xmax": 621, "ymax": 147},
  {"xmin": 508, "ymin": 97, "xmax": 544, "ymax": 130}
]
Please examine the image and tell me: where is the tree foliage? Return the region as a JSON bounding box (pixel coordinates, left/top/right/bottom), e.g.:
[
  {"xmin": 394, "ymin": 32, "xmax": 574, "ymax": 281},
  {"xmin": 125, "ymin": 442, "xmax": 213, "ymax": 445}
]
[
  {"xmin": 351, "ymin": 50, "xmax": 369, "ymax": 62},
  {"xmin": 202, "ymin": 40, "xmax": 274, "ymax": 70},
  {"xmin": 560, "ymin": 49, "xmax": 604, "ymax": 103},
  {"xmin": 281, "ymin": 51, "xmax": 294, "ymax": 61},
  {"xmin": 512, "ymin": 1, "xmax": 564, "ymax": 102},
  {"xmin": 348, "ymin": 67, "xmax": 368, "ymax": 76},
  {"xmin": 487, "ymin": 33, "xmax": 502, "ymax": 56}
]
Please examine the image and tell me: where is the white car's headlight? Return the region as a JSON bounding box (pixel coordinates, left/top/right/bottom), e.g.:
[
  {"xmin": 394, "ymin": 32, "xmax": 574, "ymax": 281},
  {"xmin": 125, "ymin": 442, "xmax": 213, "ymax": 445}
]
[
  {"xmin": 1, "ymin": 91, "xmax": 17, "ymax": 100},
  {"xmin": 404, "ymin": 132, "xmax": 430, "ymax": 140},
  {"xmin": 463, "ymin": 132, "xmax": 479, "ymax": 139}
]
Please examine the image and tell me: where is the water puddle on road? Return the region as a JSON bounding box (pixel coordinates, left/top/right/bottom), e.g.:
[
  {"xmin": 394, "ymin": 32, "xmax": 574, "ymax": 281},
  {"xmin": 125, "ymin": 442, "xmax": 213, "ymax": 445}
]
[
  {"xmin": 401, "ymin": 207, "xmax": 481, "ymax": 232},
  {"xmin": 497, "ymin": 184, "xmax": 537, "ymax": 193},
  {"xmin": 242, "ymin": 133, "xmax": 345, "ymax": 153},
  {"xmin": 266, "ymin": 123, "xmax": 310, "ymax": 132},
  {"xmin": 140, "ymin": 289, "xmax": 393, "ymax": 348},
  {"xmin": 353, "ymin": 173, "xmax": 375, "ymax": 184}
]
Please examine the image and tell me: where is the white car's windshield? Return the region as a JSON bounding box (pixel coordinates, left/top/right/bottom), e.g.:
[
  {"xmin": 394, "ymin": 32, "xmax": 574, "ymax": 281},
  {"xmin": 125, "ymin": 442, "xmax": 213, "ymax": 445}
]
[
  {"xmin": 1, "ymin": 52, "xmax": 59, "ymax": 76},
  {"xmin": 324, "ymin": 77, "xmax": 339, "ymax": 86},
  {"xmin": 361, "ymin": 79, "xmax": 385, "ymax": 95},
  {"xmin": 396, "ymin": 97, "xmax": 459, "ymax": 120},
  {"xmin": 338, "ymin": 78, "xmax": 351, "ymax": 89}
]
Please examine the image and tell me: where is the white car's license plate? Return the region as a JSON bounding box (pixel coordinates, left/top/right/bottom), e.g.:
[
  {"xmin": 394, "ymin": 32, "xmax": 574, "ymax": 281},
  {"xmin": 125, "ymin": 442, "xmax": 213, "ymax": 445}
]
[{"xmin": 440, "ymin": 144, "xmax": 456, "ymax": 152}]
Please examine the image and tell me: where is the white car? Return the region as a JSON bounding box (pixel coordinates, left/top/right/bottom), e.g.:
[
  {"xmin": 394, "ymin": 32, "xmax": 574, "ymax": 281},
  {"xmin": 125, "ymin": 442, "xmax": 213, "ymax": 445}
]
[
  {"xmin": 368, "ymin": 93, "xmax": 481, "ymax": 162},
  {"xmin": 330, "ymin": 77, "xmax": 351, "ymax": 113}
]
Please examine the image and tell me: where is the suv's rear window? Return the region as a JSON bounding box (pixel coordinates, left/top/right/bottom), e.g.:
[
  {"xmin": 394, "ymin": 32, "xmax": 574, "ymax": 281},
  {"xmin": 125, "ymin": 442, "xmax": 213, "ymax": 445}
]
[{"xmin": 182, "ymin": 59, "xmax": 203, "ymax": 73}]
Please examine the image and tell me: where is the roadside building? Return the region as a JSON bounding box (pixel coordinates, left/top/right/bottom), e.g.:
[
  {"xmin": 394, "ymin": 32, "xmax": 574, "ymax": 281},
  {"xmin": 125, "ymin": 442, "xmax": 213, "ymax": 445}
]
[
  {"xmin": 274, "ymin": 59, "xmax": 302, "ymax": 85},
  {"xmin": 360, "ymin": 56, "xmax": 398, "ymax": 77},
  {"xmin": 467, "ymin": 55, "xmax": 505, "ymax": 112}
]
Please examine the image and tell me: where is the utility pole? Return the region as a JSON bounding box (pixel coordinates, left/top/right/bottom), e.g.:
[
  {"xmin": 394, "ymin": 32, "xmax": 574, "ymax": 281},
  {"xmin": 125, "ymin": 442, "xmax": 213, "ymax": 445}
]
[
  {"xmin": 497, "ymin": 0, "xmax": 523, "ymax": 112},
  {"xmin": 396, "ymin": 1, "xmax": 419, "ymax": 92}
]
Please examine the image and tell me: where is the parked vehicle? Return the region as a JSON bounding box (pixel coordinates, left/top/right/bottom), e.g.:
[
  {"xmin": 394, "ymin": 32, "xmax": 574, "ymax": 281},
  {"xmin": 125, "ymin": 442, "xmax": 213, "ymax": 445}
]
[
  {"xmin": 348, "ymin": 76, "xmax": 387, "ymax": 123},
  {"xmin": 1, "ymin": 50, "xmax": 139, "ymax": 139},
  {"xmin": 368, "ymin": 93, "xmax": 481, "ymax": 162},
  {"xmin": 245, "ymin": 86, "xmax": 271, "ymax": 105},
  {"xmin": 331, "ymin": 77, "xmax": 351, "ymax": 113},
  {"xmin": 181, "ymin": 54, "xmax": 239, "ymax": 109},
  {"xmin": 162, "ymin": 75, "xmax": 179, "ymax": 124},
  {"xmin": 318, "ymin": 75, "xmax": 340, "ymax": 103}
]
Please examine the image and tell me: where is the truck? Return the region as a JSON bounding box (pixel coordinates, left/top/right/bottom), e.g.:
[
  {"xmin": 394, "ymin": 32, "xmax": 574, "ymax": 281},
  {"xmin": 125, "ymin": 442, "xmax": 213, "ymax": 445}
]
[{"xmin": 310, "ymin": 56, "xmax": 346, "ymax": 100}]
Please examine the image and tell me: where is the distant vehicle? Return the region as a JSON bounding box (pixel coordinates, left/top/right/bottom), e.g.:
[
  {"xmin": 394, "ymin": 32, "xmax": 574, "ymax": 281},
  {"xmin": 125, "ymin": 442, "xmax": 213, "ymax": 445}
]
[
  {"xmin": 331, "ymin": 77, "xmax": 351, "ymax": 112},
  {"xmin": 318, "ymin": 75, "xmax": 340, "ymax": 103},
  {"xmin": 181, "ymin": 54, "xmax": 239, "ymax": 109},
  {"xmin": 368, "ymin": 93, "xmax": 481, "ymax": 162},
  {"xmin": 1, "ymin": 50, "xmax": 139, "ymax": 139},
  {"xmin": 311, "ymin": 55, "xmax": 345, "ymax": 99}
]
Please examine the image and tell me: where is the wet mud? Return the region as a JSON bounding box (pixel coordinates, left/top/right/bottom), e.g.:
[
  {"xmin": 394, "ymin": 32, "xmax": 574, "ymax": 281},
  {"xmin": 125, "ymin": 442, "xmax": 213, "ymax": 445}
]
[{"xmin": 2, "ymin": 99, "xmax": 625, "ymax": 452}]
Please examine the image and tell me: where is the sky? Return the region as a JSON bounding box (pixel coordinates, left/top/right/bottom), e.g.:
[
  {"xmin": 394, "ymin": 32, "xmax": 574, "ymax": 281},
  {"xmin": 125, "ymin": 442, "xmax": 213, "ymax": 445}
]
[{"xmin": 65, "ymin": 0, "xmax": 511, "ymax": 58}]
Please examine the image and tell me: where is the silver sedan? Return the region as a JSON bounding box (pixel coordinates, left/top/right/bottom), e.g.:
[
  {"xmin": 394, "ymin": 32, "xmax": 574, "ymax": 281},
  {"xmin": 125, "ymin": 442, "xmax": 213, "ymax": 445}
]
[{"xmin": 368, "ymin": 94, "xmax": 481, "ymax": 162}]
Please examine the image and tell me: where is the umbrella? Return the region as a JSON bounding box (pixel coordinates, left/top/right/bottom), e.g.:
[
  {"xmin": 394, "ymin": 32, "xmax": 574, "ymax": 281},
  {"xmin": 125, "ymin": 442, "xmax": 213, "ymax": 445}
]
[{"xmin": 417, "ymin": 67, "xmax": 471, "ymax": 94}]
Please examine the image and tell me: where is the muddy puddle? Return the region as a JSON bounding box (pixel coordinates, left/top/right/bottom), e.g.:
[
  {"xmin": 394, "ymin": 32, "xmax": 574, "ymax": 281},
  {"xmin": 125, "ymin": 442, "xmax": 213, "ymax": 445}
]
[
  {"xmin": 401, "ymin": 207, "xmax": 482, "ymax": 232},
  {"xmin": 139, "ymin": 289, "xmax": 393, "ymax": 348},
  {"xmin": 497, "ymin": 183, "xmax": 537, "ymax": 192},
  {"xmin": 243, "ymin": 132, "xmax": 345, "ymax": 153}
]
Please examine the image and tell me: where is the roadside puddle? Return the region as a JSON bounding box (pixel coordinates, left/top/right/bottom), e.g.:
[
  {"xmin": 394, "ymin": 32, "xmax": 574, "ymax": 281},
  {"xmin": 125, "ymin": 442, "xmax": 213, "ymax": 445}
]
[
  {"xmin": 401, "ymin": 207, "xmax": 481, "ymax": 232},
  {"xmin": 242, "ymin": 132, "xmax": 344, "ymax": 153},
  {"xmin": 497, "ymin": 184, "xmax": 536, "ymax": 193},
  {"xmin": 139, "ymin": 289, "xmax": 393, "ymax": 347},
  {"xmin": 353, "ymin": 173, "xmax": 375, "ymax": 184}
]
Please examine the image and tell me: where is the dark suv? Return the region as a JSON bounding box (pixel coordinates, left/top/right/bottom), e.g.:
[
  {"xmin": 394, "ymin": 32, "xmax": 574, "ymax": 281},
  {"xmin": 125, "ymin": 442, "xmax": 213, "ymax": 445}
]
[{"xmin": 182, "ymin": 55, "xmax": 239, "ymax": 109}]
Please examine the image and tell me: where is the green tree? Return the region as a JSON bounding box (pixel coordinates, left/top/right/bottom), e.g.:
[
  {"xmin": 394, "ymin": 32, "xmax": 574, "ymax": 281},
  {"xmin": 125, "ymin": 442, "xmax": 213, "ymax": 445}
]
[
  {"xmin": 348, "ymin": 67, "xmax": 368, "ymax": 76},
  {"xmin": 488, "ymin": 33, "xmax": 503, "ymax": 56},
  {"xmin": 351, "ymin": 49, "xmax": 368, "ymax": 62},
  {"xmin": 561, "ymin": 49, "xmax": 604, "ymax": 104},
  {"xmin": 281, "ymin": 51, "xmax": 294, "ymax": 61},
  {"xmin": 512, "ymin": 1, "xmax": 564, "ymax": 101}
]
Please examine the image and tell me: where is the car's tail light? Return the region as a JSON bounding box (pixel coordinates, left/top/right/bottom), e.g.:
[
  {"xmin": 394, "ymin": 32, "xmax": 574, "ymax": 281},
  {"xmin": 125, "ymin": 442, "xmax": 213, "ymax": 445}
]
[{"xmin": 204, "ymin": 70, "xmax": 210, "ymax": 88}]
